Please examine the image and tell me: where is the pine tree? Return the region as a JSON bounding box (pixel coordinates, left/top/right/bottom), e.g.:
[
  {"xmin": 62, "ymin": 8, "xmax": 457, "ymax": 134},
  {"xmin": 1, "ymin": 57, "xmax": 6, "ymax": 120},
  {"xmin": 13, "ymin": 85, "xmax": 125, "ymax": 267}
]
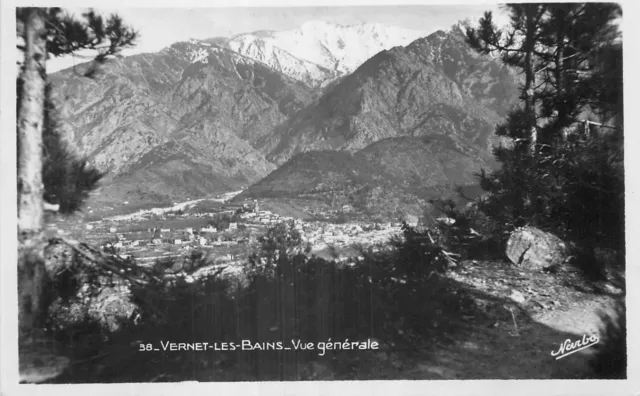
[
  {"xmin": 535, "ymin": 4, "xmax": 622, "ymax": 145},
  {"xmin": 466, "ymin": 4, "xmax": 547, "ymax": 154},
  {"xmin": 465, "ymin": 4, "xmax": 623, "ymax": 274},
  {"xmin": 16, "ymin": 7, "xmax": 136, "ymax": 383}
]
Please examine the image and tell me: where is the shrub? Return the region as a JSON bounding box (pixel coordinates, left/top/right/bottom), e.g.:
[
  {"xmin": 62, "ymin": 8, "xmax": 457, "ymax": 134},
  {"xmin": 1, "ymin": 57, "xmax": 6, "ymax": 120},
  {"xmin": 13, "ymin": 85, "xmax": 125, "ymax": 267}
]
[
  {"xmin": 386, "ymin": 222, "xmax": 453, "ymax": 280},
  {"xmin": 245, "ymin": 221, "xmax": 309, "ymax": 277},
  {"xmin": 429, "ymin": 199, "xmax": 507, "ymax": 261}
]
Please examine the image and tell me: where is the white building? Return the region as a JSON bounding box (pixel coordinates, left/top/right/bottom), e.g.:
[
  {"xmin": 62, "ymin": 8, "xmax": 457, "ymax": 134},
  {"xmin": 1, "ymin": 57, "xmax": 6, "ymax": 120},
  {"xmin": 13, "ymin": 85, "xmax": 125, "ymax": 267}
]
[
  {"xmin": 109, "ymin": 227, "xmax": 117, "ymax": 233},
  {"xmin": 199, "ymin": 237, "xmax": 208, "ymax": 246},
  {"xmin": 229, "ymin": 223, "xmax": 238, "ymax": 230},
  {"xmin": 174, "ymin": 239, "xmax": 182, "ymax": 245},
  {"xmin": 85, "ymin": 224, "xmax": 94, "ymax": 230},
  {"xmin": 436, "ymin": 217, "xmax": 456, "ymax": 226}
]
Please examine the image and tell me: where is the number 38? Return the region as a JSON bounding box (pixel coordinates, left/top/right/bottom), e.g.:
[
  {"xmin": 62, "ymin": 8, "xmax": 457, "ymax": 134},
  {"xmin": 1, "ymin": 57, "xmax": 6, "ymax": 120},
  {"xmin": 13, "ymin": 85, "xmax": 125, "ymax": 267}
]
[{"xmin": 139, "ymin": 343, "xmax": 154, "ymax": 351}]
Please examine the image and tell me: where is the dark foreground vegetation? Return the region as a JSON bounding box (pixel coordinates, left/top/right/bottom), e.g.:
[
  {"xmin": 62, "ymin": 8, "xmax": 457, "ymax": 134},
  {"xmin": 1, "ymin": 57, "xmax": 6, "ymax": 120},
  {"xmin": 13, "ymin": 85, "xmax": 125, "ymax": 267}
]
[{"xmin": 42, "ymin": 223, "xmax": 465, "ymax": 381}]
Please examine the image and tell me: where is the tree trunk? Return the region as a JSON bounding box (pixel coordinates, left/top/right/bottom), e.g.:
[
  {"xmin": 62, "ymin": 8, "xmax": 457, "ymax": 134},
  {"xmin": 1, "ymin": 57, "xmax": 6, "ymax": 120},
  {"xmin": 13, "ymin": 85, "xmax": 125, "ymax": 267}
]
[
  {"xmin": 17, "ymin": 7, "xmax": 48, "ymax": 332},
  {"xmin": 523, "ymin": 5, "xmax": 538, "ymax": 155},
  {"xmin": 17, "ymin": 8, "xmax": 71, "ymax": 384}
]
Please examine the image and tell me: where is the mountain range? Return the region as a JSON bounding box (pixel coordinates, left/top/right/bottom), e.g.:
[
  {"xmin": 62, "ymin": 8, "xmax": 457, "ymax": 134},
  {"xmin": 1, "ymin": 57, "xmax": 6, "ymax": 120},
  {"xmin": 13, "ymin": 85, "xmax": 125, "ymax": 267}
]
[
  {"xmin": 50, "ymin": 20, "xmax": 520, "ymax": 218},
  {"xmin": 261, "ymin": 23, "xmax": 518, "ymax": 165}
]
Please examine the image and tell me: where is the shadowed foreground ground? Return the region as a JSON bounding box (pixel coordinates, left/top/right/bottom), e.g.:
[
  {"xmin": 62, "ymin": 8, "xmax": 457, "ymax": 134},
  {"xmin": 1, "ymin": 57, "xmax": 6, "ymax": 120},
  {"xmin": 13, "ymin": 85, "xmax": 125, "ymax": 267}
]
[{"xmin": 38, "ymin": 258, "xmax": 622, "ymax": 382}]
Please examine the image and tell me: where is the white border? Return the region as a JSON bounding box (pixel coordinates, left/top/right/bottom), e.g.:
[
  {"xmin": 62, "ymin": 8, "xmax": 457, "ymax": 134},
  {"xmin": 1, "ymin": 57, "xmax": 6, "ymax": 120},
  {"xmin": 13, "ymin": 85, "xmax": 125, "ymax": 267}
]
[{"xmin": 1, "ymin": 1, "xmax": 639, "ymax": 395}]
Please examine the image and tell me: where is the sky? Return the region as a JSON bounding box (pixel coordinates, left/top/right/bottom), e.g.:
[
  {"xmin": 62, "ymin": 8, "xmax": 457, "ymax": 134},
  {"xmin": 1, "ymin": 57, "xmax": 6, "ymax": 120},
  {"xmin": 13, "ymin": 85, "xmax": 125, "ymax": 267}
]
[{"xmin": 47, "ymin": 4, "xmax": 508, "ymax": 72}]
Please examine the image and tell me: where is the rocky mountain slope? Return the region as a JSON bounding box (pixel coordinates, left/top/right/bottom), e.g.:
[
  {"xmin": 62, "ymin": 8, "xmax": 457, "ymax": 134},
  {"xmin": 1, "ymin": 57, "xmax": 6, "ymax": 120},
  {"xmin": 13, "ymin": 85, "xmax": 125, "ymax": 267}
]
[
  {"xmin": 50, "ymin": 39, "xmax": 314, "ymax": 203},
  {"xmin": 261, "ymin": 23, "xmax": 519, "ymax": 165},
  {"xmin": 50, "ymin": 21, "xmax": 519, "ymax": 209},
  {"xmin": 226, "ymin": 21, "xmax": 427, "ymax": 87},
  {"xmin": 240, "ymin": 135, "xmax": 495, "ymax": 219}
]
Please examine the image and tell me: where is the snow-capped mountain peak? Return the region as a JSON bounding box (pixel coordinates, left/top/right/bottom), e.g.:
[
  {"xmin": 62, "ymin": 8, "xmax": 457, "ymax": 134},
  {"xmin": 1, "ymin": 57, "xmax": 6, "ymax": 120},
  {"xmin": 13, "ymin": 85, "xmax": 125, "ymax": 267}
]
[
  {"xmin": 163, "ymin": 39, "xmax": 261, "ymax": 69},
  {"xmin": 225, "ymin": 21, "xmax": 428, "ymax": 86}
]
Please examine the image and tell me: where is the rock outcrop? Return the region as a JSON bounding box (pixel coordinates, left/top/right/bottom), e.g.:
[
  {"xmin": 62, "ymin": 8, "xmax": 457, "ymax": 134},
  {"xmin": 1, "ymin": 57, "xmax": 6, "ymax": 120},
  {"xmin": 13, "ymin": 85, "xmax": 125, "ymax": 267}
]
[
  {"xmin": 45, "ymin": 242, "xmax": 139, "ymax": 334},
  {"xmin": 506, "ymin": 227, "xmax": 569, "ymax": 270}
]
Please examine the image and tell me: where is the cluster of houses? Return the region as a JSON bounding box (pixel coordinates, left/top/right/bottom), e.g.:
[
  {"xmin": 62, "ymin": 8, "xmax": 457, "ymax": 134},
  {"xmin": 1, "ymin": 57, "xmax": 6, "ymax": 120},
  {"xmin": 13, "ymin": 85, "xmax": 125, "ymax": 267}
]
[
  {"xmin": 237, "ymin": 209, "xmax": 406, "ymax": 248},
  {"xmin": 90, "ymin": 199, "xmax": 425, "ymax": 262},
  {"xmin": 100, "ymin": 223, "xmax": 252, "ymax": 251},
  {"xmin": 298, "ymin": 221, "xmax": 403, "ymax": 247},
  {"xmin": 241, "ymin": 210, "xmax": 284, "ymax": 224}
]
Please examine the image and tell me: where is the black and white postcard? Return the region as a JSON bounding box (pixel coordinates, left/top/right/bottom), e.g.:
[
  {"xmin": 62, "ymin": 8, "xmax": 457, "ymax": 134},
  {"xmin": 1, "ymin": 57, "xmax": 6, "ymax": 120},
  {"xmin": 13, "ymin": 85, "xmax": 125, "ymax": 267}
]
[{"xmin": 1, "ymin": 1, "xmax": 637, "ymax": 395}]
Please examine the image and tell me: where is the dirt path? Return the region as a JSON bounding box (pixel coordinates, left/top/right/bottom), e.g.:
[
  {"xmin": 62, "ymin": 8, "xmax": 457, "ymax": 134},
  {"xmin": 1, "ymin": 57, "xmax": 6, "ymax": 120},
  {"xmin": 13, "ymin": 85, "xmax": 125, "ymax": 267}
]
[{"xmin": 385, "ymin": 260, "xmax": 622, "ymax": 380}]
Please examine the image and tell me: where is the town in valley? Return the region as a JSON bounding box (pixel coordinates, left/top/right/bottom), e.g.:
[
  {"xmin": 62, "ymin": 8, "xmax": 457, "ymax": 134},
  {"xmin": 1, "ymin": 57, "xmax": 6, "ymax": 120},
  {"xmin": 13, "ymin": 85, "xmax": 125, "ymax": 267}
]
[{"xmin": 50, "ymin": 191, "xmax": 422, "ymax": 277}]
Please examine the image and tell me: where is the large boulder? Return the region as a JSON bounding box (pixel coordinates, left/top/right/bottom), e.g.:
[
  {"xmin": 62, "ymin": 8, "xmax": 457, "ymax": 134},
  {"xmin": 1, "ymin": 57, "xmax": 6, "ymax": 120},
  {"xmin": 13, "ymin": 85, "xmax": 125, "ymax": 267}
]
[
  {"xmin": 48, "ymin": 281, "xmax": 138, "ymax": 334},
  {"xmin": 45, "ymin": 241, "xmax": 140, "ymax": 334},
  {"xmin": 506, "ymin": 226, "xmax": 568, "ymax": 270}
]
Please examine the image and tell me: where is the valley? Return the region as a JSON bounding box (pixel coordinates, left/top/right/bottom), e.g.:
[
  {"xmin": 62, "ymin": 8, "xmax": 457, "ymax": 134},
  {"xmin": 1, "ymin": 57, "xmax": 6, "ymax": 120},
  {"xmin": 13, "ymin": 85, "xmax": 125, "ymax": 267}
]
[
  {"xmin": 43, "ymin": 17, "xmax": 520, "ymax": 301},
  {"xmin": 51, "ymin": 191, "xmax": 412, "ymax": 276}
]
